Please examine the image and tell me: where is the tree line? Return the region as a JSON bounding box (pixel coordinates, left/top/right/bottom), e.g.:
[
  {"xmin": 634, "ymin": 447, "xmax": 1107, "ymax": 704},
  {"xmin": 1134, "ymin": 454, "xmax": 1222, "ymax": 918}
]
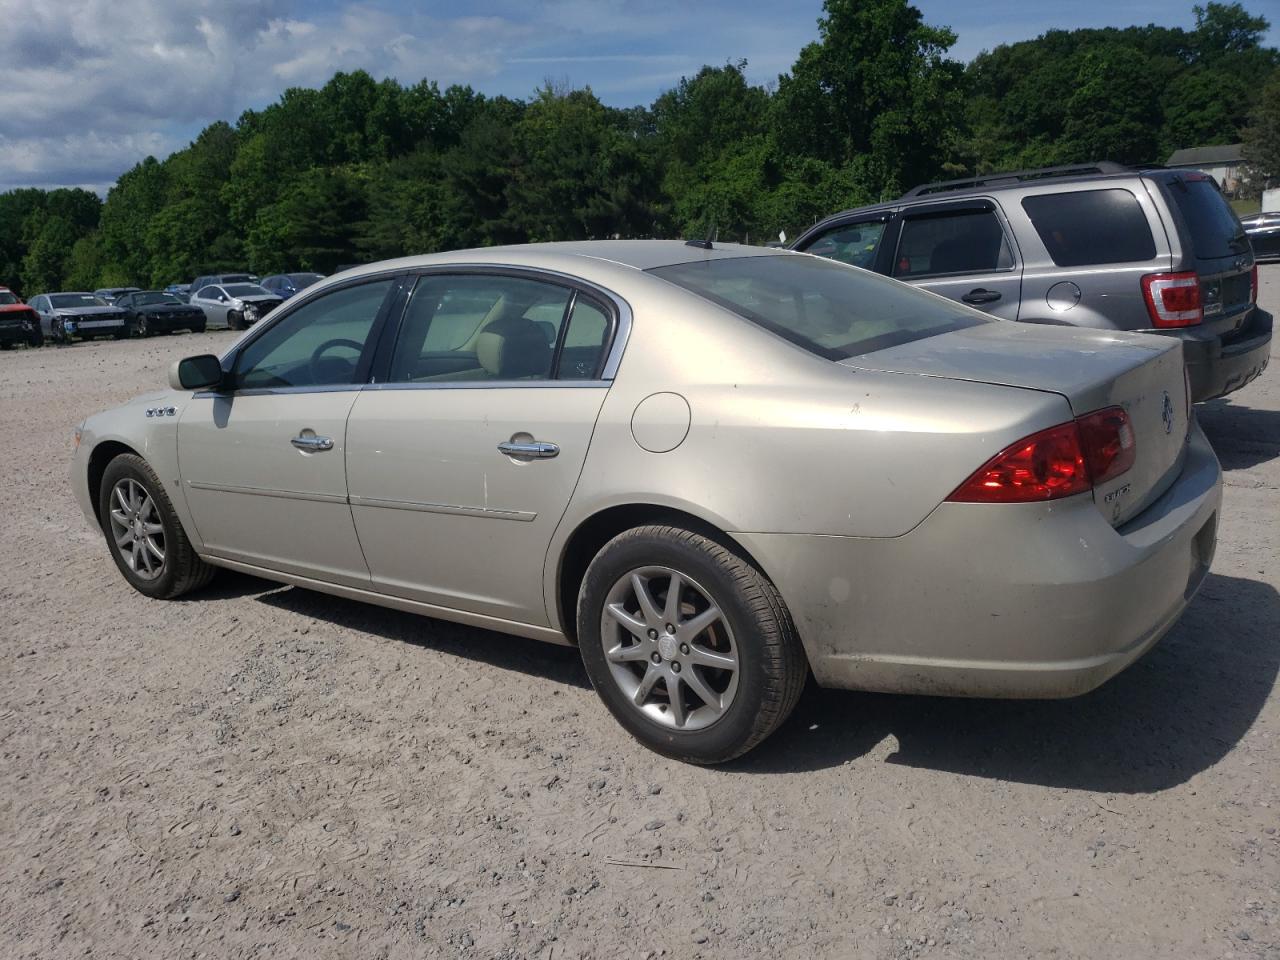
[{"xmin": 1, "ymin": 0, "xmax": 1276, "ymax": 296}]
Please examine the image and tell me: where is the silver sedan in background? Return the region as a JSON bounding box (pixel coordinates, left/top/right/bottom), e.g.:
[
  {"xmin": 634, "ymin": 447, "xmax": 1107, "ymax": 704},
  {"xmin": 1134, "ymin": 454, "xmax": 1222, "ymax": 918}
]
[
  {"xmin": 189, "ymin": 282, "xmax": 284, "ymax": 330},
  {"xmin": 71, "ymin": 241, "xmax": 1222, "ymax": 762}
]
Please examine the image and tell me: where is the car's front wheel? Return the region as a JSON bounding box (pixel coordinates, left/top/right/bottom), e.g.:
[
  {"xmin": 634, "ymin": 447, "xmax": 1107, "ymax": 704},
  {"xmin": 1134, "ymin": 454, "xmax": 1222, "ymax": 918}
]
[
  {"xmin": 577, "ymin": 525, "xmax": 807, "ymax": 764},
  {"xmin": 99, "ymin": 454, "xmax": 215, "ymax": 599}
]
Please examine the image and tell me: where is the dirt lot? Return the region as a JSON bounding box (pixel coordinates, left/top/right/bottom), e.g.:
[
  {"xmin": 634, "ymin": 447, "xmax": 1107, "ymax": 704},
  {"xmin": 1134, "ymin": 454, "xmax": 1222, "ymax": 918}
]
[{"xmin": 2, "ymin": 271, "xmax": 1278, "ymax": 960}]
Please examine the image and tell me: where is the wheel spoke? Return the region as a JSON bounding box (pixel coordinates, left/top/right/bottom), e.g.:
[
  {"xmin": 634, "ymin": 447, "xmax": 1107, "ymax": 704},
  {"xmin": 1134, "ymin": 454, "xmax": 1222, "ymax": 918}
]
[
  {"xmin": 630, "ymin": 573, "xmax": 662, "ymax": 627},
  {"xmin": 632, "ymin": 666, "xmax": 660, "ymax": 705},
  {"xmin": 606, "ymin": 641, "xmax": 651, "ymax": 663},
  {"xmin": 662, "ymin": 571, "xmax": 683, "ymax": 624},
  {"xmin": 667, "ymin": 677, "xmax": 688, "ymax": 727},
  {"xmin": 682, "ymin": 667, "xmax": 723, "ymax": 714},
  {"xmin": 144, "ymin": 537, "xmax": 164, "ymax": 563},
  {"xmin": 128, "ymin": 542, "xmax": 142, "ymax": 572},
  {"xmin": 688, "ymin": 644, "xmax": 736, "ymax": 671},
  {"xmin": 109, "ymin": 508, "xmax": 129, "ymax": 526},
  {"xmin": 142, "ymin": 522, "xmax": 164, "ymax": 536},
  {"xmin": 114, "ymin": 528, "xmax": 133, "ymax": 548},
  {"xmin": 678, "ymin": 604, "xmax": 722, "ymax": 643},
  {"xmin": 113, "ymin": 485, "xmax": 131, "ymax": 515},
  {"xmin": 606, "ymin": 602, "xmax": 649, "ymax": 642}
]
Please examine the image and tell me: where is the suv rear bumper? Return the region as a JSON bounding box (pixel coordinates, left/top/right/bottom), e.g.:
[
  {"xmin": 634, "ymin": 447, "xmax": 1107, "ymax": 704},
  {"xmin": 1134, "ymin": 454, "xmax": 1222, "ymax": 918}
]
[{"xmin": 1172, "ymin": 307, "xmax": 1272, "ymax": 402}]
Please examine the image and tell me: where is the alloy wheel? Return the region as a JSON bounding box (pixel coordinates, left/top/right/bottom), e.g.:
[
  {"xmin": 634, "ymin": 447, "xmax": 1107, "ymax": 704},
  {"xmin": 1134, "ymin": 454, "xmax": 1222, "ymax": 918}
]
[
  {"xmin": 108, "ymin": 478, "xmax": 166, "ymax": 581},
  {"xmin": 599, "ymin": 565, "xmax": 740, "ymax": 731}
]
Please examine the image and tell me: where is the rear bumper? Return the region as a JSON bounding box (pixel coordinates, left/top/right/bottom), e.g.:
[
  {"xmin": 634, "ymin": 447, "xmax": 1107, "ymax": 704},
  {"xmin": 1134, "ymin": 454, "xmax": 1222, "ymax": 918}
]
[
  {"xmin": 1175, "ymin": 307, "xmax": 1272, "ymax": 402},
  {"xmin": 732, "ymin": 421, "xmax": 1222, "ymax": 699}
]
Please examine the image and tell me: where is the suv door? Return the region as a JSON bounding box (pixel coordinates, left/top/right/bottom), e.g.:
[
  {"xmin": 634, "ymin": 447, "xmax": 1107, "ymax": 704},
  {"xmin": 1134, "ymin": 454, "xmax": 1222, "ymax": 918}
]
[
  {"xmin": 344, "ymin": 270, "xmax": 618, "ymax": 626},
  {"xmin": 176, "ymin": 277, "xmax": 400, "ymax": 586},
  {"xmin": 889, "ymin": 200, "xmax": 1022, "ymax": 320}
]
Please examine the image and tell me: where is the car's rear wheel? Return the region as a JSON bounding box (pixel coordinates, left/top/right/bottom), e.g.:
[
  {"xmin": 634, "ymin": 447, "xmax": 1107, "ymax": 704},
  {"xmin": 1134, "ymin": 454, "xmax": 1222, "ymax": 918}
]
[
  {"xmin": 577, "ymin": 525, "xmax": 806, "ymax": 764},
  {"xmin": 136, "ymin": 315, "xmax": 150, "ymax": 337},
  {"xmin": 99, "ymin": 454, "xmax": 215, "ymax": 599},
  {"xmin": 227, "ymin": 310, "xmax": 245, "ymax": 331}
]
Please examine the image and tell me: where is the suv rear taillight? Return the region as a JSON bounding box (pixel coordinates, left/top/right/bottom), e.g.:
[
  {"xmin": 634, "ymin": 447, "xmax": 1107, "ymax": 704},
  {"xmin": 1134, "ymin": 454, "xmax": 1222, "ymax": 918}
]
[
  {"xmin": 947, "ymin": 407, "xmax": 1135, "ymax": 504},
  {"xmin": 1141, "ymin": 271, "xmax": 1202, "ymax": 328}
]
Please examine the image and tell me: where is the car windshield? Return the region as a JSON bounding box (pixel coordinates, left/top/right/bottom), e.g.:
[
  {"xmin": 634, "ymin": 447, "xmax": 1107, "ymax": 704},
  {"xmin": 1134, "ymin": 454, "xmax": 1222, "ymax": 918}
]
[
  {"xmin": 287, "ymin": 273, "xmax": 324, "ymax": 289},
  {"xmin": 50, "ymin": 294, "xmax": 106, "ymax": 308},
  {"xmin": 136, "ymin": 293, "xmax": 181, "ymax": 306},
  {"xmin": 223, "ymin": 284, "xmax": 271, "ymax": 297},
  {"xmin": 649, "ymin": 254, "xmax": 990, "ymax": 360},
  {"xmin": 0, "ymin": 292, "xmax": 18, "ymax": 305}
]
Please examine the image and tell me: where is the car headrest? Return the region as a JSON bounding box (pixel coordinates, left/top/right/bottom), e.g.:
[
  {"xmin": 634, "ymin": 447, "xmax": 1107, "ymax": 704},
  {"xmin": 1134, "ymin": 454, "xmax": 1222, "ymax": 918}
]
[{"xmin": 476, "ymin": 317, "xmax": 552, "ymax": 379}]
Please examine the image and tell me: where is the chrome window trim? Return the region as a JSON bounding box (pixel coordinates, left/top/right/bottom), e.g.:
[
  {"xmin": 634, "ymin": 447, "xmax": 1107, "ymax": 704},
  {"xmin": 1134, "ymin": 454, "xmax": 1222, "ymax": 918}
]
[
  {"xmin": 192, "ymin": 384, "xmax": 365, "ymax": 399},
  {"xmin": 364, "ymin": 380, "xmax": 609, "ymax": 392}
]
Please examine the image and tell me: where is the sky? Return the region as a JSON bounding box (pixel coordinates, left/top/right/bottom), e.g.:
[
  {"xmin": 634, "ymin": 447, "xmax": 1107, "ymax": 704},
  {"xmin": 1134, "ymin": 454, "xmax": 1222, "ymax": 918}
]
[{"xmin": 1, "ymin": 0, "xmax": 1276, "ymax": 195}]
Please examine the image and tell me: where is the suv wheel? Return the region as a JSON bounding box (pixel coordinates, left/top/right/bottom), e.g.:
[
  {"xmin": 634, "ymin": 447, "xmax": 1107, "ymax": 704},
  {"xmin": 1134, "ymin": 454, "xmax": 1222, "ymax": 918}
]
[{"xmin": 577, "ymin": 525, "xmax": 806, "ymax": 764}]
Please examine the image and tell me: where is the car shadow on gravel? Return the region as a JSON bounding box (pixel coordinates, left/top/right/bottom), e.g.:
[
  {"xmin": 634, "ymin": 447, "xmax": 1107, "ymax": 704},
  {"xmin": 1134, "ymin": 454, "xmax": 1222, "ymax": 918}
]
[
  {"xmin": 736, "ymin": 572, "xmax": 1279, "ymax": 792},
  {"xmin": 253, "ymin": 583, "xmax": 592, "ymax": 689},
  {"xmin": 1198, "ymin": 398, "xmax": 1280, "ymax": 471}
]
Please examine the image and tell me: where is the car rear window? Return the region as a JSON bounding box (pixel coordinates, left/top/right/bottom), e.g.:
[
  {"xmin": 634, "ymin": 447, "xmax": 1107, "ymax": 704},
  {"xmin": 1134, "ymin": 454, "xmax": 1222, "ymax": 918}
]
[
  {"xmin": 1021, "ymin": 189, "xmax": 1156, "ymax": 266},
  {"xmin": 1166, "ymin": 176, "xmax": 1247, "ymax": 260},
  {"xmin": 649, "ymin": 254, "xmax": 989, "ymax": 361}
]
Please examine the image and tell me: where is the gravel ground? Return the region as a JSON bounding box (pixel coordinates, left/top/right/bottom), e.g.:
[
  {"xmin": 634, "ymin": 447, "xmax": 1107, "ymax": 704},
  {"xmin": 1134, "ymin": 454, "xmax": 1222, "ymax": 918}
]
[{"xmin": 2, "ymin": 270, "xmax": 1278, "ymax": 960}]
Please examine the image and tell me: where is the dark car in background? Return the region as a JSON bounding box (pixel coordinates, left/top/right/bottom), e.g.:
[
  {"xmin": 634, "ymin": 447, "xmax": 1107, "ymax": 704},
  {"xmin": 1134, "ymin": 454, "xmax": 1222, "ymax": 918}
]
[
  {"xmin": 28, "ymin": 292, "xmax": 129, "ymax": 342},
  {"xmin": 188, "ymin": 282, "xmax": 283, "ymax": 330},
  {"xmin": 93, "ymin": 287, "xmax": 141, "ymax": 305},
  {"xmin": 1241, "ymin": 212, "xmax": 1280, "ymax": 262},
  {"xmin": 0, "ymin": 287, "xmax": 42, "ymax": 349},
  {"xmin": 116, "ymin": 290, "xmax": 207, "ymax": 337},
  {"xmin": 793, "ymin": 162, "xmax": 1270, "ymax": 402},
  {"xmin": 261, "ymin": 272, "xmax": 325, "ymax": 299},
  {"xmin": 164, "ymin": 283, "xmax": 192, "ymax": 302}
]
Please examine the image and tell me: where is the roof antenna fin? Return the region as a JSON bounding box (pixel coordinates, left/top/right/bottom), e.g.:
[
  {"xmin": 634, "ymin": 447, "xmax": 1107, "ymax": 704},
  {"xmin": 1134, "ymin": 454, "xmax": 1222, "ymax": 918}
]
[{"xmin": 685, "ymin": 222, "xmax": 716, "ymax": 250}]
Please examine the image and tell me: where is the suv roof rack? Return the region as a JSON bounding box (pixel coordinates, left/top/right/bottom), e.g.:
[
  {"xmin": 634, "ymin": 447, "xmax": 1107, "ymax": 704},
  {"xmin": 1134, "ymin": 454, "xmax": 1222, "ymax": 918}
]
[{"xmin": 902, "ymin": 162, "xmax": 1136, "ymax": 199}]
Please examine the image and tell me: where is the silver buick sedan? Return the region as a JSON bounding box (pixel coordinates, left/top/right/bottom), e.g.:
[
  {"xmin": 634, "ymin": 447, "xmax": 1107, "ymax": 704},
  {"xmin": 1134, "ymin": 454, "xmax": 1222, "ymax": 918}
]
[{"xmin": 72, "ymin": 241, "xmax": 1222, "ymax": 762}]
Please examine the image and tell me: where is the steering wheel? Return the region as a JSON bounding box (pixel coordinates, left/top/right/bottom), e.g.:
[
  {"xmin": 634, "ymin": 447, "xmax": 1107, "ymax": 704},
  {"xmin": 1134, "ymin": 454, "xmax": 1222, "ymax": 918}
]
[{"xmin": 309, "ymin": 338, "xmax": 363, "ymax": 383}]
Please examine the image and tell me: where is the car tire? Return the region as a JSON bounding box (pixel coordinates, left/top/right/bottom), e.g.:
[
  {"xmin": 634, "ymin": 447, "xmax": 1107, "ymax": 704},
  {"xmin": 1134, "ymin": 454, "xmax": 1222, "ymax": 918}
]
[
  {"xmin": 136, "ymin": 316, "xmax": 150, "ymax": 337},
  {"xmin": 29, "ymin": 328, "xmax": 43, "ymax": 348},
  {"xmin": 99, "ymin": 454, "xmax": 216, "ymax": 600},
  {"xmin": 0, "ymin": 340, "xmax": 11, "ymax": 350},
  {"xmin": 227, "ymin": 310, "xmax": 245, "ymax": 331},
  {"xmin": 577, "ymin": 524, "xmax": 807, "ymax": 764}
]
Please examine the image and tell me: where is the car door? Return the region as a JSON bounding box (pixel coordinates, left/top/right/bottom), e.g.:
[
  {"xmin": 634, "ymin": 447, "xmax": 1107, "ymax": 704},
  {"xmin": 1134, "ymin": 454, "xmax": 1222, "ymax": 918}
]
[
  {"xmin": 889, "ymin": 200, "xmax": 1023, "ymax": 320},
  {"xmin": 344, "ymin": 270, "xmax": 619, "ymax": 626},
  {"xmin": 176, "ymin": 276, "xmax": 401, "ymax": 587}
]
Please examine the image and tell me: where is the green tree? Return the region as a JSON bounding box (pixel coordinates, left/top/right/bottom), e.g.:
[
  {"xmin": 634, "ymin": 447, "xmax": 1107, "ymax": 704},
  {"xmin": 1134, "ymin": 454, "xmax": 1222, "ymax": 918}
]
[{"xmin": 1242, "ymin": 69, "xmax": 1280, "ymax": 191}]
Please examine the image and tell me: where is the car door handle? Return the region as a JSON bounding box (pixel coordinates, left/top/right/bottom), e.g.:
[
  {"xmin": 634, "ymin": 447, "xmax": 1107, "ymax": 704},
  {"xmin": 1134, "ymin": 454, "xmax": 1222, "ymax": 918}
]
[
  {"xmin": 962, "ymin": 288, "xmax": 1002, "ymax": 305},
  {"xmin": 291, "ymin": 434, "xmax": 334, "ymax": 451},
  {"xmin": 497, "ymin": 440, "xmax": 560, "ymax": 460}
]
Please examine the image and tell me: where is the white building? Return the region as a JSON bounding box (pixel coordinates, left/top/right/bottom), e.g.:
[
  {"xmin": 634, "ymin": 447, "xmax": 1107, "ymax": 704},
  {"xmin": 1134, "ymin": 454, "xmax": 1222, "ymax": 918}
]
[{"xmin": 1166, "ymin": 144, "xmax": 1245, "ymax": 195}]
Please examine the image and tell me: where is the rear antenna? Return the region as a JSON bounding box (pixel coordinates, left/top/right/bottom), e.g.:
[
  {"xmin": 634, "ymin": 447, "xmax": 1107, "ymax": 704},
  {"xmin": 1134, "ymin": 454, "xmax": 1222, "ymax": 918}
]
[{"xmin": 685, "ymin": 222, "xmax": 716, "ymax": 250}]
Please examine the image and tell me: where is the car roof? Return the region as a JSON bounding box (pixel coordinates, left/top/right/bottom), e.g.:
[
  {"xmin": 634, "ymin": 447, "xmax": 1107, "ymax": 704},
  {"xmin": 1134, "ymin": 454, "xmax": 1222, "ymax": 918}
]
[{"xmin": 332, "ymin": 240, "xmax": 785, "ymax": 281}]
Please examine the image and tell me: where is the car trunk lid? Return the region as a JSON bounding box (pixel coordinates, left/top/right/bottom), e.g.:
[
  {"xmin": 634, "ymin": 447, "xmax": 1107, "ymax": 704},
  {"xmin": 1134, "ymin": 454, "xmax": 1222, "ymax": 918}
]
[{"xmin": 843, "ymin": 322, "xmax": 1191, "ymax": 526}]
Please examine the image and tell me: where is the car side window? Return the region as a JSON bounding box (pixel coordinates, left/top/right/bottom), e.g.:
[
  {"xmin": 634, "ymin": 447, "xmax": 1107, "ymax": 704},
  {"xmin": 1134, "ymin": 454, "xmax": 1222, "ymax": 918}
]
[
  {"xmin": 801, "ymin": 220, "xmax": 888, "ymax": 269},
  {"xmin": 387, "ymin": 274, "xmax": 574, "ymax": 383},
  {"xmin": 556, "ymin": 296, "xmax": 612, "ymax": 379},
  {"xmin": 231, "ymin": 279, "xmax": 394, "ymax": 391},
  {"xmin": 1021, "ymin": 189, "xmax": 1156, "ymax": 266},
  {"xmin": 892, "ymin": 208, "xmax": 1014, "ymax": 278}
]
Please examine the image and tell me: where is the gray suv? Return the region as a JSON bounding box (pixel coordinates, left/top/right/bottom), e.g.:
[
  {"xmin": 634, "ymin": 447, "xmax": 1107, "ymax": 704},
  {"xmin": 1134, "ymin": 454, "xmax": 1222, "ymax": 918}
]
[{"xmin": 793, "ymin": 163, "xmax": 1272, "ymax": 401}]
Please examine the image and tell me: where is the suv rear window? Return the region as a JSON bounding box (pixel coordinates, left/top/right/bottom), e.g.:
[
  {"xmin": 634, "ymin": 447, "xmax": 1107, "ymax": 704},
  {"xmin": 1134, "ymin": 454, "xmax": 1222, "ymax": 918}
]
[
  {"xmin": 1022, "ymin": 189, "xmax": 1156, "ymax": 266},
  {"xmin": 649, "ymin": 254, "xmax": 988, "ymax": 360},
  {"xmin": 1166, "ymin": 176, "xmax": 1247, "ymax": 260}
]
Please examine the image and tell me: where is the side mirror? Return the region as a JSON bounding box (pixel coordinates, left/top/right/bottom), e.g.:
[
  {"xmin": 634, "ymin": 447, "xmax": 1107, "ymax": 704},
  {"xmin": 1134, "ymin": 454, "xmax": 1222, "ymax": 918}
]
[{"xmin": 169, "ymin": 354, "xmax": 223, "ymax": 391}]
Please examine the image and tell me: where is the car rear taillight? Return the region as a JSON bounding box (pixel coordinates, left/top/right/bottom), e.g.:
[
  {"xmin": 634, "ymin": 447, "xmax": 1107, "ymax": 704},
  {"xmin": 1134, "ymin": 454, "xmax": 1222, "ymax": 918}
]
[
  {"xmin": 1076, "ymin": 406, "xmax": 1136, "ymax": 485},
  {"xmin": 947, "ymin": 407, "xmax": 1136, "ymax": 504},
  {"xmin": 1141, "ymin": 271, "xmax": 1202, "ymax": 328}
]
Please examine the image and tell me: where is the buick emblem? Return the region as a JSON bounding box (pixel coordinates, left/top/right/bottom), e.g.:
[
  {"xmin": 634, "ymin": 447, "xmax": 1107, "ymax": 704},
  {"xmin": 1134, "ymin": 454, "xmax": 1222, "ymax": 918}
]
[{"xmin": 1161, "ymin": 391, "xmax": 1174, "ymax": 434}]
